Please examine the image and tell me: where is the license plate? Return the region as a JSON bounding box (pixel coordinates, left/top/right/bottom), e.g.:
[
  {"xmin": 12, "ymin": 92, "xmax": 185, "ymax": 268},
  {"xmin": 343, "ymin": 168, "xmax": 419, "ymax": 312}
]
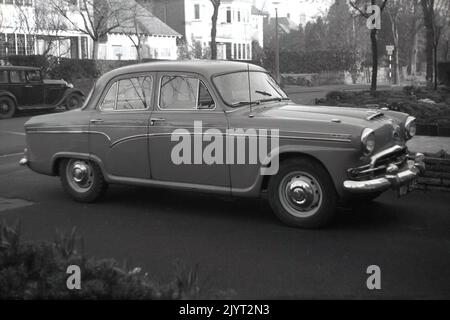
[{"xmin": 398, "ymin": 180, "xmax": 417, "ymax": 197}]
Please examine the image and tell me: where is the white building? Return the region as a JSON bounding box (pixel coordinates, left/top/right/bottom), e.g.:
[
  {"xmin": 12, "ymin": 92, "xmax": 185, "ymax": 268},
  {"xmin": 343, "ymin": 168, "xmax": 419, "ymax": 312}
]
[
  {"xmin": 144, "ymin": 0, "xmax": 265, "ymax": 61},
  {"xmin": 98, "ymin": 0, "xmax": 181, "ymax": 61},
  {"xmin": 0, "ymin": 0, "xmax": 91, "ymax": 59},
  {"xmin": 184, "ymin": 0, "xmax": 264, "ymax": 60}
]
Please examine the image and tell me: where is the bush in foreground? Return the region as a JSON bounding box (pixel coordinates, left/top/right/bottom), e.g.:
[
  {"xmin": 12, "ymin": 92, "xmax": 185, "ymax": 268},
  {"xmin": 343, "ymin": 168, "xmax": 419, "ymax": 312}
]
[{"xmin": 0, "ymin": 221, "xmax": 231, "ymax": 300}]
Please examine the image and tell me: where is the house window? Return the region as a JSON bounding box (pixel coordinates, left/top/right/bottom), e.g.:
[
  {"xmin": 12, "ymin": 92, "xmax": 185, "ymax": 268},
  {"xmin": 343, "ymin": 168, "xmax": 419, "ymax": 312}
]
[
  {"xmin": 238, "ymin": 44, "xmax": 241, "ymax": 59},
  {"xmin": 242, "ymin": 44, "xmax": 246, "ymax": 61},
  {"xmin": 226, "ymin": 8, "xmax": 231, "ymax": 23},
  {"xmin": 7, "ymin": 34, "xmax": 16, "ymax": 55},
  {"xmin": 0, "ymin": 34, "xmax": 6, "ymax": 56},
  {"xmin": 16, "ymin": 0, "xmax": 24, "ymax": 6},
  {"xmin": 247, "ymin": 44, "xmax": 250, "ymax": 60},
  {"xmin": 194, "ymin": 4, "xmax": 200, "ymax": 20},
  {"xmin": 233, "ymin": 43, "xmax": 237, "ymax": 59},
  {"xmin": 27, "ymin": 35, "xmax": 35, "ymax": 55},
  {"xmin": 112, "ymin": 45, "xmax": 123, "ymax": 60},
  {"xmin": 225, "ymin": 43, "xmax": 231, "ymax": 60},
  {"xmin": 70, "ymin": 37, "xmax": 79, "ymax": 59},
  {"xmin": 17, "ymin": 34, "xmax": 26, "ymax": 55},
  {"xmin": 81, "ymin": 37, "xmax": 88, "ymax": 59},
  {"xmin": 237, "ymin": 11, "xmax": 241, "ymax": 22},
  {"xmin": 25, "ymin": 0, "xmax": 33, "ymax": 6},
  {"xmin": 4, "ymin": 0, "xmax": 14, "ymax": 4}
]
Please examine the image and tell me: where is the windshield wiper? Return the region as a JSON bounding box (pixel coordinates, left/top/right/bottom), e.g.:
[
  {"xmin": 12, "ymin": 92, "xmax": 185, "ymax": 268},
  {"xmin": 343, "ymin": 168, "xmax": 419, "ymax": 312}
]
[
  {"xmin": 231, "ymin": 101, "xmax": 253, "ymax": 107},
  {"xmin": 255, "ymin": 90, "xmax": 272, "ymax": 97}
]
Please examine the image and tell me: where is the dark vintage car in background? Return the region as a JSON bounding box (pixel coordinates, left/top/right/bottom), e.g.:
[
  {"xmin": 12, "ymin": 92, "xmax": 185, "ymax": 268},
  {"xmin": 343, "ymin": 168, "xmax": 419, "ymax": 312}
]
[
  {"xmin": 0, "ymin": 66, "xmax": 85, "ymax": 119},
  {"xmin": 20, "ymin": 61, "xmax": 425, "ymax": 228}
]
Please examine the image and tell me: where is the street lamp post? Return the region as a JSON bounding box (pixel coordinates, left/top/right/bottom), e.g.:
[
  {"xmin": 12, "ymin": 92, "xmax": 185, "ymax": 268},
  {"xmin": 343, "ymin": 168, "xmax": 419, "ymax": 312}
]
[{"xmin": 274, "ymin": 2, "xmax": 280, "ymax": 84}]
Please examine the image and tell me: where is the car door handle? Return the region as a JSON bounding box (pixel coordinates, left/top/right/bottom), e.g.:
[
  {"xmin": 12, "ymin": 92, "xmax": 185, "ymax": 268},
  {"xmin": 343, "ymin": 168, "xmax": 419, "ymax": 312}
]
[
  {"xmin": 150, "ymin": 118, "xmax": 165, "ymax": 125},
  {"xmin": 90, "ymin": 119, "xmax": 104, "ymax": 124}
]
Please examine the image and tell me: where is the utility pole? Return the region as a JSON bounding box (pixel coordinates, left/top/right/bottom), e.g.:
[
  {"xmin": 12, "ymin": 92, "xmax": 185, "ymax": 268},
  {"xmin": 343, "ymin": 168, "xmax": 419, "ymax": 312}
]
[{"xmin": 273, "ymin": 1, "xmax": 280, "ymax": 83}]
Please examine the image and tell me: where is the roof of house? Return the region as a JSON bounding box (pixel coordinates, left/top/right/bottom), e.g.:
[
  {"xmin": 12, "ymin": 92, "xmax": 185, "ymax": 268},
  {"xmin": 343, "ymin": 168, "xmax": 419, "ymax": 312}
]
[
  {"xmin": 110, "ymin": 0, "xmax": 181, "ymax": 37},
  {"xmin": 251, "ymin": 6, "xmax": 269, "ymax": 16},
  {"xmin": 268, "ymin": 16, "xmax": 299, "ymax": 33}
]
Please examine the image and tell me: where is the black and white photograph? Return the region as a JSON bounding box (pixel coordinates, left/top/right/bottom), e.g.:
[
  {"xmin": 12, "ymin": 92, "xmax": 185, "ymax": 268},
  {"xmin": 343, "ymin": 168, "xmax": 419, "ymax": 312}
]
[{"xmin": 0, "ymin": 0, "xmax": 450, "ymax": 305}]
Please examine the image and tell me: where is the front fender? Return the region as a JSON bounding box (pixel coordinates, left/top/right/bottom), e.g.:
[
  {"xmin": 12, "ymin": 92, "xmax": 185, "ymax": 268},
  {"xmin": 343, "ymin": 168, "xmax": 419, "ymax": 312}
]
[
  {"xmin": 55, "ymin": 88, "xmax": 85, "ymax": 107},
  {"xmin": 260, "ymin": 145, "xmax": 360, "ymax": 197},
  {"xmin": 0, "ymin": 90, "xmax": 18, "ymax": 105}
]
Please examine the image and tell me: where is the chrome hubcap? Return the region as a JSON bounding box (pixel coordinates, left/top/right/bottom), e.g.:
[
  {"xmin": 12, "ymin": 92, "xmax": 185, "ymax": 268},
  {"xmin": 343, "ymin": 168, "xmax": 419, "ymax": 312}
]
[
  {"xmin": 279, "ymin": 172, "xmax": 322, "ymax": 218},
  {"xmin": 66, "ymin": 160, "xmax": 93, "ymax": 192},
  {"xmin": 0, "ymin": 102, "xmax": 9, "ymax": 113}
]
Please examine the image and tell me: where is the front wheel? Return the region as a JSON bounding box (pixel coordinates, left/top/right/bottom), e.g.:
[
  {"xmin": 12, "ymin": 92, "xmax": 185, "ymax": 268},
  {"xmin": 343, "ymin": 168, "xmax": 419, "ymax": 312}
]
[
  {"xmin": 0, "ymin": 96, "xmax": 16, "ymax": 119},
  {"xmin": 65, "ymin": 93, "xmax": 84, "ymax": 110},
  {"xmin": 59, "ymin": 159, "xmax": 108, "ymax": 203},
  {"xmin": 268, "ymin": 158, "xmax": 338, "ymax": 229}
]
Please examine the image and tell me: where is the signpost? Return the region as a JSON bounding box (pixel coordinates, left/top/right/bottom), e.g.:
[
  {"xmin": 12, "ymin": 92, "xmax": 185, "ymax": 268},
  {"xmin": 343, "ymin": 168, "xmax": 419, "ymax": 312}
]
[{"xmin": 386, "ymin": 45, "xmax": 395, "ymax": 84}]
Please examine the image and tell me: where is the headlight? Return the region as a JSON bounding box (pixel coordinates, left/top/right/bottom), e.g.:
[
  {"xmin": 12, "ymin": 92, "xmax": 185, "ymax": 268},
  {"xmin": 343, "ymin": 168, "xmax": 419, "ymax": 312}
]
[
  {"xmin": 361, "ymin": 128, "xmax": 376, "ymax": 156},
  {"xmin": 405, "ymin": 116, "xmax": 416, "ymax": 140}
]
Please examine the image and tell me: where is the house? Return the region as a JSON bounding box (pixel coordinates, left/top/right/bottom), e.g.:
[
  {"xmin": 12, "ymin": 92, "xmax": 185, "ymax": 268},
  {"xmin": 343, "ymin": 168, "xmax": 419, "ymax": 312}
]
[
  {"xmin": 0, "ymin": 0, "xmax": 91, "ymax": 59},
  {"xmin": 143, "ymin": 0, "xmax": 265, "ymax": 60},
  {"xmin": 97, "ymin": 0, "xmax": 181, "ymax": 61}
]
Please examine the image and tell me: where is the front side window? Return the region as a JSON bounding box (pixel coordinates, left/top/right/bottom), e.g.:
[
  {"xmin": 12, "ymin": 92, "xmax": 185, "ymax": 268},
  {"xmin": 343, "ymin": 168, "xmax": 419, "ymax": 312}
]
[
  {"xmin": 0, "ymin": 71, "xmax": 8, "ymax": 84},
  {"xmin": 26, "ymin": 70, "xmax": 42, "ymax": 82},
  {"xmin": 10, "ymin": 70, "xmax": 26, "ymax": 83},
  {"xmin": 213, "ymin": 71, "xmax": 288, "ymax": 107},
  {"xmin": 100, "ymin": 76, "xmax": 153, "ymax": 111},
  {"xmin": 160, "ymin": 76, "xmax": 214, "ymax": 110}
]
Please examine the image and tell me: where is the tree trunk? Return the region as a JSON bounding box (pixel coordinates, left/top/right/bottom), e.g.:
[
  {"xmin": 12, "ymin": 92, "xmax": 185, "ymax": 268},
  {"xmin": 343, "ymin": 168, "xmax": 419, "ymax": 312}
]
[
  {"xmin": 92, "ymin": 40, "xmax": 99, "ymax": 60},
  {"xmin": 421, "ymin": 0, "xmax": 434, "ymax": 83},
  {"xmin": 210, "ymin": 2, "xmax": 220, "ymax": 60},
  {"xmin": 410, "ymin": 29, "xmax": 419, "ymax": 76},
  {"xmin": 370, "ymin": 29, "xmax": 378, "ymax": 93},
  {"xmin": 434, "ymin": 43, "xmax": 438, "ymax": 90}
]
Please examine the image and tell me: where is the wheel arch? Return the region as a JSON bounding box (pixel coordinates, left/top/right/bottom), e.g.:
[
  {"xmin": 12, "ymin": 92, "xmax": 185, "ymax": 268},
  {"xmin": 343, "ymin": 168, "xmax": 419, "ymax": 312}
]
[
  {"xmin": 0, "ymin": 91, "xmax": 18, "ymax": 106},
  {"xmin": 261, "ymin": 151, "xmax": 334, "ymax": 192}
]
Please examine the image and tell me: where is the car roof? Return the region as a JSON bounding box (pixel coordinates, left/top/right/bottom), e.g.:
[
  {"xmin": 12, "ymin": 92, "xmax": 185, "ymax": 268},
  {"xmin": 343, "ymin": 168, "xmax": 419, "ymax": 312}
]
[
  {"xmin": 0, "ymin": 65, "xmax": 41, "ymax": 71},
  {"xmin": 98, "ymin": 60, "xmax": 266, "ymax": 83}
]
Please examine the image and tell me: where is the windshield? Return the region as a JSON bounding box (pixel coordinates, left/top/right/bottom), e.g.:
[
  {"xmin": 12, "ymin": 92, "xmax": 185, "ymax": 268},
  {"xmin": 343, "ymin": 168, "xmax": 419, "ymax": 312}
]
[{"xmin": 213, "ymin": 71, "xmax": 288, "ymax": 107}]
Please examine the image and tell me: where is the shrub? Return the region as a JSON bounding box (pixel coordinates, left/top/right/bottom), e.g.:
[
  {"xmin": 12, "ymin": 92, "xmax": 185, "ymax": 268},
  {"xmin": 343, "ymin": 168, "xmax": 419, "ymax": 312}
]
[{"xmin": 0, "ymin": 221, "xmax": 230, "ymax": 300}]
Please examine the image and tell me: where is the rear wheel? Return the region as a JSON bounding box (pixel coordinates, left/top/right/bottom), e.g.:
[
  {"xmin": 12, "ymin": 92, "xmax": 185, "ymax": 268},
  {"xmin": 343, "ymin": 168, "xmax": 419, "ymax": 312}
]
[
  {"xmin": 0, "ymin": 97, "xmax": 16, "ymax": 119},
  {"xmin": 65, "ymin": 93, "xmax": 83, "ymax": 110},
  {"xmin": 59, "ymin": 159, "xmax": 108, "ymax": 203},
  {"xmin": 268, "ymin": 158, "xmax": 338, "ymax": 229}
]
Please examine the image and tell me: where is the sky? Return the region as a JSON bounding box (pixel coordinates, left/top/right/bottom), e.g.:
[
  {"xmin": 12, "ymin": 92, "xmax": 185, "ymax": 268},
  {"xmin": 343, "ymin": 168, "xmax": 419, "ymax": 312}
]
[{"xmin": 254, "ymin": 0, "xmax": 333, "ymax": 25}]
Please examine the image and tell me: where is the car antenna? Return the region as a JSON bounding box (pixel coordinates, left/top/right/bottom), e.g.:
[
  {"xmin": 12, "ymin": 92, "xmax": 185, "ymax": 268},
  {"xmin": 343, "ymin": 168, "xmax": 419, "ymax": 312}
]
[{"xmin": 247, "ymin": 63, "xmax": 254, "ymax": 118}]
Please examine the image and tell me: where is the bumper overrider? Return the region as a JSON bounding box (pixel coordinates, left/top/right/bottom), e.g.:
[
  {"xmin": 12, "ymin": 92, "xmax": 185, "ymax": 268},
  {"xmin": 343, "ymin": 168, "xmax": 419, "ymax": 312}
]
[{"xmin": 343, "ymin": 147, "xmax": 426, "ymax": 194}]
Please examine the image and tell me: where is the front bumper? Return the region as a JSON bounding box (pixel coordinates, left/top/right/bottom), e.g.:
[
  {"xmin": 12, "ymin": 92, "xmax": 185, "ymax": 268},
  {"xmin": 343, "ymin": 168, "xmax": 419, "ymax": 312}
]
[{"xmin": 343, "ymin": 153, "xmax": 425, "ymax": 194}]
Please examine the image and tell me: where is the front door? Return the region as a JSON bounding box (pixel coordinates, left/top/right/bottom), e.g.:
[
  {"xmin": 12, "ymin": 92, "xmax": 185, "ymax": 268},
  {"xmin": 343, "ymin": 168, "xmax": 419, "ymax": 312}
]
[
  {"xmin": 23, "ymin": 70, "xmax": 45, "ymax": 106},
  {"xmin": 148, "ymin": 73, "xmax": 230, "ymax": 189},
  {"xmin": 89, "ymin": 74, "xmax": 154, "ymax": 180}
]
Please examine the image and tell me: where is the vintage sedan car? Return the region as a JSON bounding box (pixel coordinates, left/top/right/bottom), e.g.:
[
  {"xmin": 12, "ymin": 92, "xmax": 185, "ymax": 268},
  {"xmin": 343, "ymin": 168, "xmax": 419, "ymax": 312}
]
[
  {"xmin": 20, "ymin": 61, "xmax": 425, "ymax": 228},
  {"xmin": 0, "ymin": 66, "xmax": 85, "ymax": 119}
]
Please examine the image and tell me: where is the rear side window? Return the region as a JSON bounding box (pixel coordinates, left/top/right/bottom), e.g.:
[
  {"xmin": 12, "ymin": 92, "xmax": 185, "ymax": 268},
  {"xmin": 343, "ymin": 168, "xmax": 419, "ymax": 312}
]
[
  {"xmin": 0, "ymin": 71, "xmax": 8, "ymax": 83},
  {"xmin": 100, "ymin": 76, "xmax": 153, "ymax": 112},
  {"xmin": 10, "ymin": 70, "xmax": 26, "ymax": 83}
]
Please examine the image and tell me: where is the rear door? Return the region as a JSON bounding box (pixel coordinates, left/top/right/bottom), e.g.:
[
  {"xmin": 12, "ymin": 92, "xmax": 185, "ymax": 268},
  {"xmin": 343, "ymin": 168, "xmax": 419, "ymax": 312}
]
[{"xmin": 89, "ymin": 73, "xmax": 154, "ymax": 180}]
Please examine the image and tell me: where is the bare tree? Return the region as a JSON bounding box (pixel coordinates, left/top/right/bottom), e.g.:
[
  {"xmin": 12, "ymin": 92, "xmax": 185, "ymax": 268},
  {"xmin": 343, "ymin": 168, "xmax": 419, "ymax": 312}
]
[
  {"xmin": 350, "ymin": 0, "xmax": 389, "ymax": 94},
  {"xmin": 210, "ymin": 0, "xmax": 221, "ymax": 60},
  {"xmin": 421, "ymin": 0, "xmax": 450, "ymax": 89},
  {"xmin": 14, "ymin": 0, "xmax": 69, "ymax": 57},
  {"xmin": 49, "ymin": 0, "xmax": 130, "ymax": 60},
  {"xmin": 121, "ymin": 2, "xmax": 150, "ymax": 62}
]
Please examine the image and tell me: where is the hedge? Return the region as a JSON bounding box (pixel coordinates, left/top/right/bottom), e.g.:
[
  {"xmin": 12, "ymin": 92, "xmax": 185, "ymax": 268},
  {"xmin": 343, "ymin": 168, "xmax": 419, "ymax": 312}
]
[{"xmin": 0, "ymin": 221, "xmax": 231, "ymax": 299}]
